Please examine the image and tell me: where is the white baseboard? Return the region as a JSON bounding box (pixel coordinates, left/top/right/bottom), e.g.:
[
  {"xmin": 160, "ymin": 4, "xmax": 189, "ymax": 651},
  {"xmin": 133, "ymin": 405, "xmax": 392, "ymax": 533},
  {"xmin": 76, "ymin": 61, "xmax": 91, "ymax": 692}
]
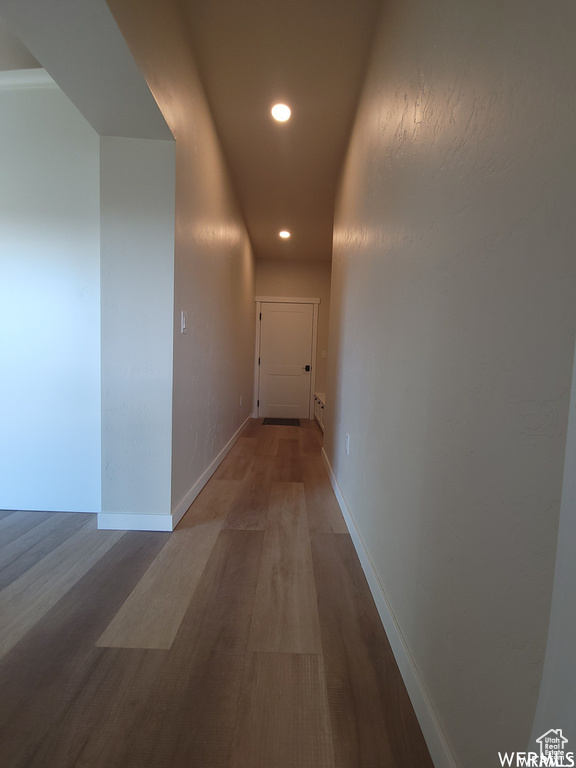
[
  {"xmin": 98, "ymin": 414, "xmax": 254, "ymax": 532},
  {"xmin": 321, "ymin": 448, "xmax": 458, "ymax": 768},
  {"xmin": 170, "ymin": 413, "xmax": 254, "ymax": 528},
  {"xmin": 97, "ymin": 511, "xmax": 174, "ymax": 532}
]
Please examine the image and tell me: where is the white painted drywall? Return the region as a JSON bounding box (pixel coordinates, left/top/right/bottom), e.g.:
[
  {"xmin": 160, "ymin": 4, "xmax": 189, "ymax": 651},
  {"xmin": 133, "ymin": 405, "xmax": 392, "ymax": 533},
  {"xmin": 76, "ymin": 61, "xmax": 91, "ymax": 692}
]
[
  {"xmin": 0, "ymin": 75, "xmax": 101, "ymax": 512},
  {"xmin": 100, "ymin": 136, "xmax": 175, "ymax": 521},
  {"xmin": 0, "ymin": 0, "xmax": 171, "ymax": 140},
  {"xmin": 531, "ymin": 336, "xmax": 576, "ymax": 744},
  {"xmin": 255, "ymin": 259, "xmax": 331, "ymax": 394},
  {"xmin": 107, "ymin": 0, "xmax": 255, "ymax": 522},
  {"xmin": 0, "ymin": 16, "xmax": 39, "ymax": 70},
  {"xmin": 327, "ymin": 1, "xmax": 576, "ymax": 766}
]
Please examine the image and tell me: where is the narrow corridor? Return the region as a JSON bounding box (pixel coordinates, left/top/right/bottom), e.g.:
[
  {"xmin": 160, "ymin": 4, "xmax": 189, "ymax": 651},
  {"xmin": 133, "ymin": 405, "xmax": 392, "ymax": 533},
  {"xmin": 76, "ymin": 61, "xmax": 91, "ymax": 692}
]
[{"xmin": 0, "ymin": 419, "xmax": 432, "ymax": 767}]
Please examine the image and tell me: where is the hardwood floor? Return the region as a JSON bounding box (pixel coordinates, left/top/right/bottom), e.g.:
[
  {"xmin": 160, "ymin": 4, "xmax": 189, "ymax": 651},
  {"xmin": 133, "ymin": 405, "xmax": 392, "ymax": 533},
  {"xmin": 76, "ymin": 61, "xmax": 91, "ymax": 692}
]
[{"xmin": 0, "ymin": 419, "xmax": 433, "ymax": 768}]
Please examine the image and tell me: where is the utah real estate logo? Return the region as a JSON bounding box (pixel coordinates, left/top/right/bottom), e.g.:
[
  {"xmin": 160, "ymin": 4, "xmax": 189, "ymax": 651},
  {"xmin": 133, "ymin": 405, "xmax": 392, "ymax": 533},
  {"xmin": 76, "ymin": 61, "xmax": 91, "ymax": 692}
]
[{"xmin": 499, "ymin": 730, "xmax": 574, "ymax": 767}]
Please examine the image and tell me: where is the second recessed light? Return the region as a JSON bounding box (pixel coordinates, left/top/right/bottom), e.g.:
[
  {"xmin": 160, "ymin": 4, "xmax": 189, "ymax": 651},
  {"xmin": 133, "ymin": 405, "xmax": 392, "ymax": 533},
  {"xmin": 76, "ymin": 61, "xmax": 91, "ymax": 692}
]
[
  {"xmin": 279, "ymin": 230, "xmax": 291, "ymax": 239},
  {"xmin": 271, "ymin": 103, "xmax": 291, "ymax": 122}
]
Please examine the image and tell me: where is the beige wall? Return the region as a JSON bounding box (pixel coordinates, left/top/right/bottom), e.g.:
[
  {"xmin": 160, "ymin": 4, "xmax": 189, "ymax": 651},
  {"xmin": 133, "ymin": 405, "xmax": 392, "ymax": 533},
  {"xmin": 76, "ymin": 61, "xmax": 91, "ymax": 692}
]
[
  {"xmin": 108, "ymin": 0, "xmax": 255, "ymax": 523},
  {"xmin": 255, "ymin": 259, "xmax": 331, "ymax": 394},
  {"xmin": 327, "ymin": 1, "xmax": 576, "ymax": 766}
]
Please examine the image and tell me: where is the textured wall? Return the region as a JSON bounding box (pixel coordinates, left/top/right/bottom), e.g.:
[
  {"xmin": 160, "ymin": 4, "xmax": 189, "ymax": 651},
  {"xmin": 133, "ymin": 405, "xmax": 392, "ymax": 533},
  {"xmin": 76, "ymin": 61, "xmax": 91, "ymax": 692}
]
[
  {"xmin": 100, "ymin": 136, "xmax": 175, "ymax": 520},
  {"xmin": 108, "ymin": 0, "xmax": 255, "ymax": 518},
  {"xmin": 0, "ymin": 79, "xmax": 101, "ymax": 513},
  {"xmin": 532, "ymin": 344, "xmax": 576, "ymax": 743},
  {"xmin": 327, "ymin": 1, "xmax": 576, "ymax": 765},
  {"xmin": 255, "ymin": 259, "xmax": 331, "ymax": 393}
]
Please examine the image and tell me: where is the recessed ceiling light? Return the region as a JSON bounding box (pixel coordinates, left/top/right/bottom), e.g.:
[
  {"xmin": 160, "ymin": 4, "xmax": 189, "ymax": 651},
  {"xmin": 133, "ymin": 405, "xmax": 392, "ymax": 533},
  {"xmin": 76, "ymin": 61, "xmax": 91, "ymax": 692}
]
[
  {"xmin": 279, "ymin": 230, "xmax": 291, "ymax": 239},
  {"xmin": 271, "ymin": 104, "xmax": 291, "ymax": 122}
]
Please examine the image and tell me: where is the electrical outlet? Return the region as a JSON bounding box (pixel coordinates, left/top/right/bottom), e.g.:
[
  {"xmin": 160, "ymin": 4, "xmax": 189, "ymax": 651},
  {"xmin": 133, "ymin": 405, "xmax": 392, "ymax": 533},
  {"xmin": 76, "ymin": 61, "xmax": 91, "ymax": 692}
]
[
  {"xmin": 180, "ymin": 310, "xmax": 187, "ymax": 334},
  {"xmin": 345, "ymin": 433, "xmax": 350, "ymax": 456}
]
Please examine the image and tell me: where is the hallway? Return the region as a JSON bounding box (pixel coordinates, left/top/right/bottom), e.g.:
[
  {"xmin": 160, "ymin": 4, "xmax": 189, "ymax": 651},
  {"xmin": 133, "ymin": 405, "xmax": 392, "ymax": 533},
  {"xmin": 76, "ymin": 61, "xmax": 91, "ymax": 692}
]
[
  {"xmin": 0, "ymin": 419, "xmax": 432, "ymax": 767},
  {"xmin": 2, "ymin": 0, "xmax": 575, "ymax": 763}
]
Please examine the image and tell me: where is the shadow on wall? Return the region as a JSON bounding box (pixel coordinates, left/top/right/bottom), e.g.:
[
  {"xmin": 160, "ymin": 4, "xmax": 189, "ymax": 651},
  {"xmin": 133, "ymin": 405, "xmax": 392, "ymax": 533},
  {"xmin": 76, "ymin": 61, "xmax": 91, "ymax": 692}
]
[{"xmin": 323, "ymin": 0, "xmax": 576, "ymax": 766}]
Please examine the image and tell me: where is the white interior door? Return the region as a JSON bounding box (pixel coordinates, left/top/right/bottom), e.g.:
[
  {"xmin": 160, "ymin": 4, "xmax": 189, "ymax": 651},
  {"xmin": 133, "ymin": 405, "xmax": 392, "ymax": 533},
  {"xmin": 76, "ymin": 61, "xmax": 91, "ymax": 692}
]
[{"xmin": 258, "ymin": 302, "xmax": 314, "ymax": 418}]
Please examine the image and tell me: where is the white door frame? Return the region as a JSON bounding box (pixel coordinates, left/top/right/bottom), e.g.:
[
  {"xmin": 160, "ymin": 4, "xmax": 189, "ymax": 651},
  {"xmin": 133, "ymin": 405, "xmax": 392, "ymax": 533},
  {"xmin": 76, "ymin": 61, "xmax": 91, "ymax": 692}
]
[{"xmin": 254, "ymin": 296, "xmax": 320, "ymax": 418}]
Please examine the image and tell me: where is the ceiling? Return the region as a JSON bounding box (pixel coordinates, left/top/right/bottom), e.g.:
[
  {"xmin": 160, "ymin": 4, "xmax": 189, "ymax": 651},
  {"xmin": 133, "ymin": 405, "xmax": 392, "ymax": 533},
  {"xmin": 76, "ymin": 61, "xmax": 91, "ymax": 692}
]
[
  {"xmin": 174, "ymin": 0, "xmax": 382, "ymax": 261},
  {"xmin": 0, "ymin": 0, "xmax": 381, "ymax": 262}
]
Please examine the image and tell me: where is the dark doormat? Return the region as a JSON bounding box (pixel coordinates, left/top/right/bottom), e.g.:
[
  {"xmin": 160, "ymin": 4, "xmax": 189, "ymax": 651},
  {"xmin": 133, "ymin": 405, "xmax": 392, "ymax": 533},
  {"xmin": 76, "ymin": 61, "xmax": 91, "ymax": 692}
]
[{"xmin": 262, "ymin": 418, "xmax": 301, "ymax": 427}]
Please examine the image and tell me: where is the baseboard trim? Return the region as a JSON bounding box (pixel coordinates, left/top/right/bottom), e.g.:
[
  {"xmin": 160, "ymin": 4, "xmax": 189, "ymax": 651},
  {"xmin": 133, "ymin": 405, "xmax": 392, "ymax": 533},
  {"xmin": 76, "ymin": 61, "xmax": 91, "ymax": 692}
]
[
  {"xmin": 97, "ymin": 511, "xmax": 173, "ymax": 532},
  {"xmin": 98, "ymin": 414, "xmax": 254, "ymax": 532},
  {"xmin": 170, "ymin": 413, "xmax": 254, "ymax": 529},
  {"xmin": 321, "ymin": 448, "xmax": 458, "ymax": 768}
]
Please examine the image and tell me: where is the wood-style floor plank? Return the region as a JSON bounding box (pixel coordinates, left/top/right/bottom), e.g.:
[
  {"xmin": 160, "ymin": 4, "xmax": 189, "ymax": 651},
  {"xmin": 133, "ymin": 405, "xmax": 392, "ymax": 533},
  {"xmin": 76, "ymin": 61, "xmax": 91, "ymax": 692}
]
[
  {"xmin": 303, "ymin": 455, "xmax": 349, "ymax": 534},
  {"xmin": 237, "ymin": 417, "xmax": 262, "ymax": 439},
  {"xmin": 223, "ymin": 455, "xmax": 275, "ymax": 530},
  {"xmin": 230, "ymin": 652, "xmax": 335, "ymax": 768},
  {"xmin": 96, "ymin": 521, "xmax": 221, "ymax": 650},
  {"xmin": 248, "ymin": 481, "xmax": 322, "ymax": 654},
  {"xmin": 0, "ymin": 510, "xmax": 54, "ymax": 549},
  {"xmin": 255, "ymin": 424, "xmax": 299, "ymax": 456},
  {"xmin": 0, "ymin": 419, "xmax": 434, "ymax": 768},
  {"xmin": 97, "ymin": 480, "xmax": 240, "ymax": 650},
  {"xmin": 24, "ymin": 647, "xmax": 168, "ymax": 768},
  {"xmin": 0, "ymin": 531, "xmax": 169, "ymax": 768},
  {"xmin": 0, "ymin": 521, "xmax": 124, "ymax": 660},
  {"xmin": 276, "ymin": 437, "xmax": 304, "ymax": 481},
  {"xmin": 299, "ymin": 418, "xmax": 324, "ymax": 456},
  {"xmin": 178, "ymin": 478, "xmax": 242, "ymax": 526},
  {"xmin": 311, "ymin": 532, "xmax": 434, "ymax": 768},
  {"xmin": 0, "ymin": 512, "xmax": 91, "ymax": 590},
  {"xmin": 213, "ymin": 437, "xmax": 257, "ymax": 481},
  {"xmin": 110, "ymin": 529, "xmax": 264, "ymax": 768}
]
